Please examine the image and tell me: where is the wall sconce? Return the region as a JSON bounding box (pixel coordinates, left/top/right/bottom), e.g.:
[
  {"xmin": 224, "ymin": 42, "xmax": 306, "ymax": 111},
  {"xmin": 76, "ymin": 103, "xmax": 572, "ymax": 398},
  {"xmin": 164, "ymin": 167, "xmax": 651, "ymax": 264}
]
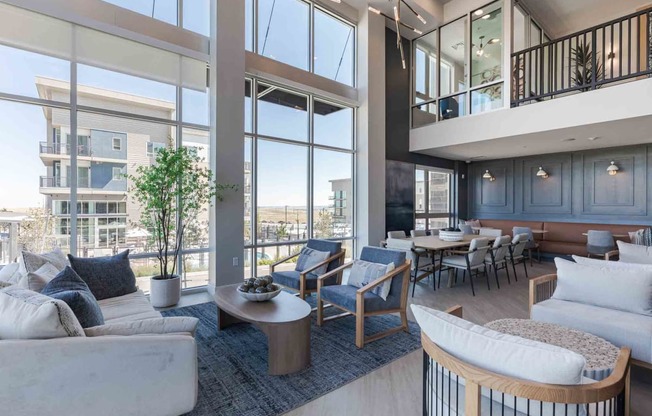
[
  {"xmin": 536, "ymin": 167, "xmax": 549, "ymax": 179},
  {"xmin": 607, "ymin": 161, "xmax": 619, "ymax": 176},
  {"xmin": 482, "ymin": 170, "xmax": 496, "ymax": 181}
]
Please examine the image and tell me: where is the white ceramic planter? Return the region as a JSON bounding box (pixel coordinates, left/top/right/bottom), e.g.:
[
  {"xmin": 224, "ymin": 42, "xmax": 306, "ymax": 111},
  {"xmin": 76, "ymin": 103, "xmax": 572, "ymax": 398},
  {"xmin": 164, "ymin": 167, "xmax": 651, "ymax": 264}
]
[{"xmin": 150, "ymin": 275, "xmax": 181, "ymax": 308}]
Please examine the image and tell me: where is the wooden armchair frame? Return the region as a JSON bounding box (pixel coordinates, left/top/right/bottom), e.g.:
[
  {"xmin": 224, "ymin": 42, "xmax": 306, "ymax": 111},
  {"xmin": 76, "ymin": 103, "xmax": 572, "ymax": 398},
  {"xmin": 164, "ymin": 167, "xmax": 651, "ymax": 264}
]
[
  {"xmin": 605, "ymin": 250, "xmax": 619, "ymax": 261},
  {"xmin": 270, "ymin": 250, "xmax": 346, "ymax": 299},
  {"xmin": 316, "ymin": 260, "xmax": 412, "ymax": 348},
  {"xmin": 530, "ymin": 274, "xmax": 651, "ymax": 372},
  {"xmin": 423, "ymin": 305, "xmax": 632, "ymax": 416}
]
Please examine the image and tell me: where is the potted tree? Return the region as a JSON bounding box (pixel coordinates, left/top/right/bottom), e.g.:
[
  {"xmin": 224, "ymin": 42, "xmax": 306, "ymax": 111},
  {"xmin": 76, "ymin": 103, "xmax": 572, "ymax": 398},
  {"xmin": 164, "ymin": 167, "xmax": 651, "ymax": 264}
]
[{"xmin": 129, "ymin": 144, "xmax": 236, "ymax": 307}]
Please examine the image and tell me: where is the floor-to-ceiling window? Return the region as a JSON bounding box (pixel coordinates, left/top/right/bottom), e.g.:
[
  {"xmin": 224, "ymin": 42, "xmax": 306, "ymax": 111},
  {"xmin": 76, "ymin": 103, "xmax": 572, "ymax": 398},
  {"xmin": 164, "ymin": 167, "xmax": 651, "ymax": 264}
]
[
  {"xmin": 243, "ymin": 77, "xmax": 355, "ymax": 279},
  {"xmin": 414, "ymin": 167, "xmax": 452, "ymax": 231},
  {"xmin": 102, "ymin": 0, "xmax": 210, "ymax": 36},
  {"xmin": 246, "ymin": 0, "xmax": 355, "ymax": 87},
  {"xmin": 0, "ymin": 3, "xmax": 210, "ymax": 292}
]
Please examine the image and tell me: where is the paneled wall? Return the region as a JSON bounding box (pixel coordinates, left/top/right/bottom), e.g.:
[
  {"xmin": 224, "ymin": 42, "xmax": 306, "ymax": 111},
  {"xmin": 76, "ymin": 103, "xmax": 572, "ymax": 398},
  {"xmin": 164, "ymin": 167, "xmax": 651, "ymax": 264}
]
[{"xmin": 468, "ymin": 144, "xmax": 652, "ymax": 225}]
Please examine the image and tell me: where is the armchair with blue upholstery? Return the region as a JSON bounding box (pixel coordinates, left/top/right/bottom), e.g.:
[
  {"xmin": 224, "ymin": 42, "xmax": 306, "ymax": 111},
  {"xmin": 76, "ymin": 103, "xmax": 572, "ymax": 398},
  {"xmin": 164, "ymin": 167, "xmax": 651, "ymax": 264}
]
[
  {"xmin": 316, "ymin": 246, "xmax": 411, "ymax": 348},
  {"xmin": 270, "ymin": 239, "xmax": 345, "ymax": 300}
]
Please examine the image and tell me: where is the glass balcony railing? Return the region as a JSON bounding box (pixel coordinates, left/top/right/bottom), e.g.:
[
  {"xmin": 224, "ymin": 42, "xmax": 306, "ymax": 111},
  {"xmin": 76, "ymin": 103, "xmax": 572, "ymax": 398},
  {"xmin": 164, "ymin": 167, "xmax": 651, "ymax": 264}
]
[
  {"xmin": 39, "ymin": 142, "xmax": 91, "ymax": 157},
  {"xmin": 40, "ymin": 176, "xmax": 90, "ymax": 188}
]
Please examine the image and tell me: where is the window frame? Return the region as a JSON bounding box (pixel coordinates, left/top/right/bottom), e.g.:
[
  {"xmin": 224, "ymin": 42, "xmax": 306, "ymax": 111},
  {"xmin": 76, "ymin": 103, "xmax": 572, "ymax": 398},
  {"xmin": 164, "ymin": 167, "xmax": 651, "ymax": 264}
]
[
  {"xmin": 112, "ymin": 136, "xmax": 122, "ymax": 151},
  {"xmin": 414, "ymin": 166, "xmax": 453, "ymax": 231},
  {"xmin": 112, "ymin": 166, "xmax": 123, "ymax": 180}
]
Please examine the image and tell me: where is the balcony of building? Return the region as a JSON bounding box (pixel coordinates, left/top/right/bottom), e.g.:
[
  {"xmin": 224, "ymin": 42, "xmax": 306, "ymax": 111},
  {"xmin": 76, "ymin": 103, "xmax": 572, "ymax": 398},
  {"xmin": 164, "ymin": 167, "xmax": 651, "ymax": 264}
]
[
  {"xmin": 39, "ymin": 175, "xmax": 127, "ymax": 195},
  {"xmin": 409, "ymin": 2, "xmax": 652, "ymax": 160},
  {"xmin": 39, "ymin": 141, "xmax": 128, "ymax": 164}
]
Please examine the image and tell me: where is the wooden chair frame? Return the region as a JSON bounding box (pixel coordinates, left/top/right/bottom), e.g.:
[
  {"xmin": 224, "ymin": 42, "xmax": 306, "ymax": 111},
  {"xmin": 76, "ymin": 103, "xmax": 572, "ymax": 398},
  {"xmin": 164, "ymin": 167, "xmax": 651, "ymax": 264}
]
[
  {"xmin": 270, "ymin": 250, "xmax": 346, "ymax": 300},
  {"xmin": 423, "ymin": 305, "xmax": 632, "ymax": 416},
  {"xmin": 530, "ymin": 274, "xmax": 651, "ymax": 372},
  {"xmin": 605, "ymin": 250, "xmax": 619, "ymax": 261},
  {"xmin": 316, "ymin": 260, "xmax": 412, "ymax": 349}
]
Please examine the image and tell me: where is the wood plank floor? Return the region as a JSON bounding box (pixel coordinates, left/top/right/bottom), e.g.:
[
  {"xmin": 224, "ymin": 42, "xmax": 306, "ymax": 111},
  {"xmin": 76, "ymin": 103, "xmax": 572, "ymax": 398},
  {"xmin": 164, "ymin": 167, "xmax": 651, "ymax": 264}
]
[{"xmin": 286, "ymin": 260, "xmax": 652, "ymax": 416}]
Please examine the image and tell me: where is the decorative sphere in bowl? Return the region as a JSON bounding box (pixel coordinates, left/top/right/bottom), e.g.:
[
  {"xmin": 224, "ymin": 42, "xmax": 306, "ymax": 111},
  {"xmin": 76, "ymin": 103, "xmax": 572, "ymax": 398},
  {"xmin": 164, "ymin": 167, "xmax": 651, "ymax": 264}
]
[{"xmin": 238, "ymin": 277, "xmax": 281, "ymax": 302}]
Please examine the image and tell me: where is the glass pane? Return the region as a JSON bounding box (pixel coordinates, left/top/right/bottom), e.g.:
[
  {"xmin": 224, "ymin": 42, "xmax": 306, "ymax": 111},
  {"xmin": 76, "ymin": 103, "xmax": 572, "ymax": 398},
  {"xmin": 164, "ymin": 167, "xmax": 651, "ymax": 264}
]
[
  {"xmin": 313, "ymin": 150, "xmax": 352, "ymax": 239},
  {"xmin": 314, "ymin": 100, "xmax": 353, "ymax": 149},
  {"xmin": 439, "ymin": 17, "xmax": 468, "ymax": 95},
  {"xmin": 415, "ymin": 218, "xmax": 426, "ymax": 230},
  {"xmin": 245, "ymin": 0, "xmax": 254, "ymax": 52},
  {"xmin": 78, "ymin": 64, "xmax": 177, "ymax": 120},
  {"xmin": 258, "ymin": 0, "xmax": 309, "ymax": 70},
  {"xmin": 428, "ymin": 171, "xmax": 450, "ymax": 213},
  {"xmin": 256, "ymin": 140, "xmax": 307, "ymax": 244},
  {"xmin": 530, "ymin": 22, "xmax": 542, "ymax": 47},
  {"xmin": 245, "ymin": 79, "xmax": 253, "ymax": 133},
  {"xmin": 256, "ymin": 244, "xmax": 302, "ymax": 277},
  {"xmin": 182, "ymin": 127, "xmax": 211, "ymax": 255},
  {"xmin": 513, "ymin": 6, "xmax": 527, "ymax": 53},
  {"xmin": 244, "ymin": 248, "xmax": 253, "ymax": 280},
  {"xmin": 0, "ymin": 45, "xmax": 70, "ymax": 102},
  {"xmin": 412, "ymin": 102, "xmax": 438, "ymax": 128},
  {"xmin": 439, "ymin": 93, "xmax": 466, "ymax": 120},
  {"xmin": 414, "ymin": 30, "xmax": 437, "ymax": 104},
  {"xmin": 0, "ymin": 101, "xmax": 71, "ymax": 261},
  {"xmin": 183, "ymin": 87, "xmax": 209, "ymax": 126},
  {"xmin": 244, "ymin": 137, "xmax": 253, "ymax": 245},
  {"xmin": 429, "ymin": 218, "xmax": 449, "ymax": 230},
  {"xmin": 472, "ymin": 83, "xmax": 503, "ymax": 113},
  {"xmin": 102, "ymin": 0, "xmax": 177, "ymax": 26},
  {"xmin": 256, "ymin": 83, "xmax": 308, "ymax": 141},
  {"xmin": 183, "ymin": 0, "xmax": 210, "ymax": 36},
  {"xmin": 341, "ymin": 240, "xmax": 353, "ymax": 262},
  {"xmin": 314, "ymin": 8, "xmax": 354, "ymax": 86},
  {"xmin": 415, "ymin": 169, "xmax": 425, "ymax": 214},
  {"xmin": 471, "ymin": 2, "xmax": 503, "ymax": 88},
  {"xmin": 181, "ymin": 251, "xmax": 209, "ymax": 289}
]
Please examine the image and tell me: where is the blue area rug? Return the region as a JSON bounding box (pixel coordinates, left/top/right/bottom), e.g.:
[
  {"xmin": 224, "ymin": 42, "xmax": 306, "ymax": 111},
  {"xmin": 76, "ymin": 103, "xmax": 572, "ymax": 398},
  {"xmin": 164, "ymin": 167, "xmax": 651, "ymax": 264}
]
[{"xmin": 162, "ymin": 299, "xmax": 421, "ymax": 415}]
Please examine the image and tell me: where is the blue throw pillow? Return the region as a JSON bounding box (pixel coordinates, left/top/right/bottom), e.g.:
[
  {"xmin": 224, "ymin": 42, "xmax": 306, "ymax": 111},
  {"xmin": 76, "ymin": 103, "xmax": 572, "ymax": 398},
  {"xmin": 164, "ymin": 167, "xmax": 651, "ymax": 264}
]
[
  {"xmin": 67, "ymin": 250, "xmax": 137, "ymax": 301},
  {"xmin": 41, "ymin": 266, "xmax": 104, "ymax": 328}
]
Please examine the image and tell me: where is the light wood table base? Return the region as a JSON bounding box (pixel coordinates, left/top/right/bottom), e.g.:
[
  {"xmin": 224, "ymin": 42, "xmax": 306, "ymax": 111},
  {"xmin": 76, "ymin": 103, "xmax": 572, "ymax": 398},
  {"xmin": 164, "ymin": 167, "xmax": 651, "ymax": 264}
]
[{"xmin": 215, "ymin": 285, "xmax": 312, "ymax": 375}]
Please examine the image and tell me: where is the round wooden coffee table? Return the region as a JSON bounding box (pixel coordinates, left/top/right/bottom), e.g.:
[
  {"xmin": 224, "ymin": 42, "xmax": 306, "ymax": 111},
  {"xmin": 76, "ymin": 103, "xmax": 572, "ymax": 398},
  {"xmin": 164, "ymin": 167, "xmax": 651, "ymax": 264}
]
[
  {"xmin": 214, "ymin": 284, "xmax": 311, "ymax": 375},
  {"xmin": 485, "ymin": 319, "xmax": 620, "ymax": 381}
]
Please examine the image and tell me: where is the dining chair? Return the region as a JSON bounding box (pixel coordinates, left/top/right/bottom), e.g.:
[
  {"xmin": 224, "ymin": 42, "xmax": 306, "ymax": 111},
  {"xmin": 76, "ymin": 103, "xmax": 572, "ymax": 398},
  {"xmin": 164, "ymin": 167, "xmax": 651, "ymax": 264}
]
[
  {"xmin": 484, "ymin": 235, "xmax": 512, "ymax": 288},
  {"xmin": 386, "ymin": 238, "xmax": 438, "ymax": 297},
  {"xmin": 508, "ymin": 233, "xmax": 529, "ymax": 280},
  {"xmin": 479, "ymin": 228, "xmax": 502, "ymax": 238},
  {"xmin": 316, "ymin": 246, "xmax": 411, "ymax": 348},
  {"xmin": 438, "ymin": 238, "xmax": 491, "ymax": 296},
  {"xmin": 387, "ymin": 230, "xmax": 407, "ymax": 239},
  {"xmin": 512, "ymin": 226, "xmax": 540, "ymax": 265},
  {"xmin": 586, "ymin": 230, "xmax": 616, "ymax": 258},
  {"xmin": 459, "ymin": 224, "xmax": 474, "ymax": 235},
  {"xmin": 270, "ymin": 239, "xmax": 345, "ymax": 300},
  {"xmin": 410, "ymin": 229, "xmax": 427, "ymax": 237}
]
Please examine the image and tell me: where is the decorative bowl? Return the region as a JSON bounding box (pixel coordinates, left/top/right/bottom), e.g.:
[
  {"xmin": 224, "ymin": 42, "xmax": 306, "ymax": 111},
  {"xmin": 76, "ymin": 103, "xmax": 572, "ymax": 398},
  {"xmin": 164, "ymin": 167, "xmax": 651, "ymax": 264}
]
[
  {"xmin": 238, "ymin": 285, "xmax": 282, "ymax": 302},
  {"xmin": 439, "ymin": 230, "xmax": 465, "ymax": 242}
]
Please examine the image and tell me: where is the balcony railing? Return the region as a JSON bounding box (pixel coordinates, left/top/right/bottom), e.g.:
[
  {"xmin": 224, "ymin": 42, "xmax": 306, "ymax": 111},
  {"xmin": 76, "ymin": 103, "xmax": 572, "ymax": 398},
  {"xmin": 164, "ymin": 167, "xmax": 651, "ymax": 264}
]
[
  {"xmin": 39, "ymin": 142, "xmax": 92, "ymax": 157},
  {"xmin": 40, "ymin": 176, "xmax": 90, "ymax": 188},
  {"xmin": 512, "ymin": 8, "xmax": 652, "ymax": 106}
]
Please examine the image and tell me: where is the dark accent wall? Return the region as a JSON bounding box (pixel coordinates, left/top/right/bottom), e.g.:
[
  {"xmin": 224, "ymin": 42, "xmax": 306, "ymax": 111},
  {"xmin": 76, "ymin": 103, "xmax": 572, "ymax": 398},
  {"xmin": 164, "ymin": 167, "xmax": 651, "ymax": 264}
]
[
  {"xmin": 468, "ymin": 144, "xmax": 652, "ymax": 225},
  {"xmin": 384, "ymin": 28, "xmax": 462, "ymax": 233}
]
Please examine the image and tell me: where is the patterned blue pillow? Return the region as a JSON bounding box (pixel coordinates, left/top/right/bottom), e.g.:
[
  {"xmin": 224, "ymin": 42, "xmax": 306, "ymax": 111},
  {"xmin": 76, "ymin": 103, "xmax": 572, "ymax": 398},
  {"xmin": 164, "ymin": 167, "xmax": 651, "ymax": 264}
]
[
  {"xmin": 67, "ymin": 250, "xmax": 137, "ymax": 301},
  {"xmin": 41, "ymin": 266, "xmax": 104, "ymax": 328},
  {"xmin": 295, "ymin": 247, "xmax": 330, "ymax": 276}
]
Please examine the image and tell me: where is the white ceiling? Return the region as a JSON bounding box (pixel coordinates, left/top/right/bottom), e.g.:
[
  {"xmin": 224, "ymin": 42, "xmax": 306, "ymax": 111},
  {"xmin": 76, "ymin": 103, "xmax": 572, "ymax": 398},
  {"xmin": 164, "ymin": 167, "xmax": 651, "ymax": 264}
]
[
  {"xmin": 416, "ymin": 115, "xmax": 652, "ymax": 161},
  {"xmin": 520, "ymin": 0, "xmax": 651, "ymax": 38}
]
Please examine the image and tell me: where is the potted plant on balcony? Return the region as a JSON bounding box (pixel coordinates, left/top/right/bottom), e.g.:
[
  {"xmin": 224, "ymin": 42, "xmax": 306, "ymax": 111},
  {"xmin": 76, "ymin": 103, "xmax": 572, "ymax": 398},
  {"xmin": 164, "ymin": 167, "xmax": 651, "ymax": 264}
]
[{"xmin": 128, "ymin": 144, "xmax": 236, "ymax": 307}]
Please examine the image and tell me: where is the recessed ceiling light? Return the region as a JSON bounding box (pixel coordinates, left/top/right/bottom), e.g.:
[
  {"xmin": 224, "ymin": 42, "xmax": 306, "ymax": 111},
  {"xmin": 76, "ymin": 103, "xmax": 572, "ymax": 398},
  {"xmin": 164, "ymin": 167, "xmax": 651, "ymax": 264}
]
[
  {"xmin": 482, "ymin": 14, "xmax": 491, "ymax": 20},
  {"xmin": 474, "ymin": 9, "xmax": 484, "ymax": 16},
  {"xmin": 562, "ymin": 138, "xmax": 576, "ymax": 142},
  {"xmin": 587, "ymin": 136, "xmax": 601, "ymax": 141}
]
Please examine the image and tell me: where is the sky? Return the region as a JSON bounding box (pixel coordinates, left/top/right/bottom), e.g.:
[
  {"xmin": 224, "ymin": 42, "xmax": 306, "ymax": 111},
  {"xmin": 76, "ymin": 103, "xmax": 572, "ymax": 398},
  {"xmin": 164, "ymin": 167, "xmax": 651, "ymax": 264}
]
[{"xmin": 0, "ymin": 0, "xmax": 353, "ymax": 211}]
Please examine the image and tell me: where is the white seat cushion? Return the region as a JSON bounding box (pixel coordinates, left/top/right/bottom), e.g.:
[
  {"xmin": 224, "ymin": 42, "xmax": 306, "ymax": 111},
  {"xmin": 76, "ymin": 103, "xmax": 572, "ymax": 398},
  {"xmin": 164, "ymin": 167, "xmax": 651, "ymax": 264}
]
[
  {"xmin": 442, "ymin": 255, "xmax": 484, "ymax": 270},
  {"xmin": 411, "ymin": 304, "xmax": 586, "ymax": 385},
  {"xmin": 98, "ymin": 290, "xmax": 161, "ymax": 323},
  {"xmin": 532, "ymin": 298, "xmax": 652, "ymax": 363}
]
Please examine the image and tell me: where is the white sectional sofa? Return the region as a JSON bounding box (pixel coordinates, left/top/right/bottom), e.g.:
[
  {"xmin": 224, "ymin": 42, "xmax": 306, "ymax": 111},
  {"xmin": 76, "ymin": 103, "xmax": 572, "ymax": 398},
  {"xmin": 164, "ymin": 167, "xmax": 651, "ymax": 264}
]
[
  {"xmin": 0, "ymin": 289, "xmax": 198, "ymax": 416},
  {"xmin": 530, "ymin": 257, "xmax": 652, "ymax": 368}
]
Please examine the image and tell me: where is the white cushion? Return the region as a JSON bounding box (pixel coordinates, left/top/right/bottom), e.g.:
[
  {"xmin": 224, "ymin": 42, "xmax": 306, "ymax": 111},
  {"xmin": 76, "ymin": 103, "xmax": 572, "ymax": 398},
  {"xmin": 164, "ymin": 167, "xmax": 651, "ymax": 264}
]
[
  {"xmin": 21, "ymin": 262, "xmax": 60, "ymax": 292},
  {"xmin": 0, "ymin": 287, "xmax": 84, "ymax": 339},
  {"xmin": 295, "ymin": 247, "xmax": 330, "ymax": 276},
  {"xmin": 19, "ymin": 247, "xmax": 69, "ymax": 274},
  {"xmin": 347, "ymin": 259, "xmax": 395, "ymax": 300},
  {"xmin": 98, "ymin": 290, "xmax": 161, "ymax": 323},
  {"xmin": 0, "ymin": 263, "xmax": 23, "ymax": 285},
  {"xmin": 572, "ymin": 255, "xmax": 652, "ymax": 272},
  {"xmin": 553, "ymin": 257, "xmax": 652, "ymax": 316},
  {"xmin": 411, "ymin": 304, "xmax": 586, "ymax": 385},
  {"xmin": 617, "ymin": 240, "xmax": 652, "ymax": 264},
  {"xmin": 85, "ymin": 317, "xmax": 199, "ymax": 337}
]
